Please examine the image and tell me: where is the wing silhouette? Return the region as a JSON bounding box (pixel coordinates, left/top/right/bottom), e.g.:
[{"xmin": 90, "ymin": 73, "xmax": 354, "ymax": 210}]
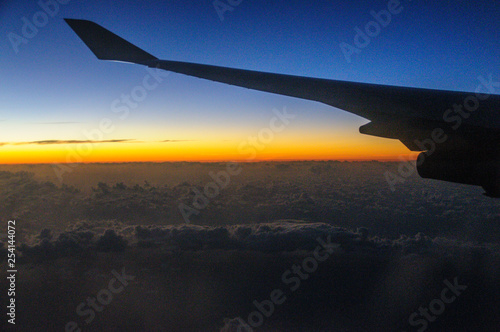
[{"xmin": 65, "ymin": 19, "xmax": 500, "ymax": 197}]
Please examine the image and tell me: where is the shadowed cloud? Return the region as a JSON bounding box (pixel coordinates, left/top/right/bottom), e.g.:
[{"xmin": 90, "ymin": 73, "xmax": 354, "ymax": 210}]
[
  {"xmin": 0, "ymin": 139, "xmax": 195, "ymax": 146},
  {"xmin": 6, "ymin": 139, "xmax": 134, "ymax": 145}
]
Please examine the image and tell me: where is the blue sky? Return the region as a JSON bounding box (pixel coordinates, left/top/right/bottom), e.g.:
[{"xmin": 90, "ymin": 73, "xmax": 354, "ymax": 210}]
[{"xmin": 0, "ymin": 0, "xmax": 499, "ymax": 162}]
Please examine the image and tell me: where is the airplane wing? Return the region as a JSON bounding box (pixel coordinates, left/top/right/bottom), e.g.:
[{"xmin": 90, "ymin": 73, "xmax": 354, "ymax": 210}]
[{"xmin": 64, "ymin": 19, "xmax": 500, "ymax": 197}]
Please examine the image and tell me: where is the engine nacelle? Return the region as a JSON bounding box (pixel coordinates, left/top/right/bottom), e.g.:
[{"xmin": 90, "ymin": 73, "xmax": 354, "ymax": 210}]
[{"xmin": 417, "ymin": 150, "xmax": 500, "ymax": 197}]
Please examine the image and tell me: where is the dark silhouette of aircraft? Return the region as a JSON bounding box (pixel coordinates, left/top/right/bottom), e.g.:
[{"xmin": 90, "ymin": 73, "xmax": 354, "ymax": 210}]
[{"xmin": 65, "ymin": 19, "xmax": 500, "ymax": 197}]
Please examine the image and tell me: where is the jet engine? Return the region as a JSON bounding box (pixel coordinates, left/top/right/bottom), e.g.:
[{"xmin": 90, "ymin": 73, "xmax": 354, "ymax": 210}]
[{"xmin": 417, "ymin": 150, "xmax": 500, "ymax": 197}]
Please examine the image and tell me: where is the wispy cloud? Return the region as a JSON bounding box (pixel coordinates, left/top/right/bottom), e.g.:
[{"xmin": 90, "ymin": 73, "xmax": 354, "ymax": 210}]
[
  {"xmin": 29, "ymin": 121, "xmax": 83, "ymax": 125},
  {"xmin": 30, "ymin": 139, "xmax": 133, "ymax": 145},
  {"xmin": 0, "ymin": 139, "xmax": 134, "ymax": 146},
  {"xmin": 0, "ymin": 139, "xmax": 194, "ymax": 146},
  {"xmin": 158, "ymin": 140, "xmax": 194, "ymax": 143}
]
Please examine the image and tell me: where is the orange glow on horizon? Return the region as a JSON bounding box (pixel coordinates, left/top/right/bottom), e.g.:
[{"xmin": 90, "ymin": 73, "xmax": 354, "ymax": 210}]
[{"xmin": 0, "ymin": 139, "xmax": 417, "ymax": 164}]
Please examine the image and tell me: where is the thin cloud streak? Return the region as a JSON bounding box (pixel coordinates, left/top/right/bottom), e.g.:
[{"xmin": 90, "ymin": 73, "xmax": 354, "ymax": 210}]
[
  {"xmin": 0, "ymin": 139, "xmax": 195, "ymax": 146},
  {"xmin": 29, "ymin": 121, "xmax": 83, "ymax": 125},
  {"xmin": 0, "ymin": 139, "xmax": 134, "ymax": 146},
  {"xmin": 158, "ymin": 140, "xmax": 195, "ymax": 143}
]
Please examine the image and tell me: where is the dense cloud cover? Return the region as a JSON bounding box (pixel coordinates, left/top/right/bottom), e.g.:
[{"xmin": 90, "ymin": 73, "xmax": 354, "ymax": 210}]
[
  {"xmin": 2, "ymin": 221, "xmax": 499, "ymax": 331},
  {"xmin": 15, "ymin": 220, "xmax": 500, "ymax": 260},
  {"xmin": 0, "ymin": 163, "xmax": 498, "ymax": 331},
  {"xmin": 1, "ymin": 163, "xmax": 499, "ymax": 244}
]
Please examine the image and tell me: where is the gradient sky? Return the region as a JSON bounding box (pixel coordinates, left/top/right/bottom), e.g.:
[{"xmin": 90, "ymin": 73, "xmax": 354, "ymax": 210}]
[{"xmin": 1, "ymin": 0, "xmax": 499, "ymax": 163}]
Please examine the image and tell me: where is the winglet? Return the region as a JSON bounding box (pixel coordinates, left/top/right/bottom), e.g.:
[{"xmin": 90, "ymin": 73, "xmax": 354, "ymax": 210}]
[{"xmin": 64, "ymin": 19, "xmax": 157, "ymax": 64}]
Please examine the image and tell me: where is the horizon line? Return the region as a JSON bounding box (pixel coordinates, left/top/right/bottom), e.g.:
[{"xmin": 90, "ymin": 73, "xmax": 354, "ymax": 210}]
[{"xmin": 0, "ymin": 157, "xmax": 418, "ymax": 166}]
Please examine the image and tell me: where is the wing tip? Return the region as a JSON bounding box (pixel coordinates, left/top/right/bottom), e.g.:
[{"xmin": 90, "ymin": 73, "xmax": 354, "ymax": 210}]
[{"xmin": 64, "ymin": 18, "xmax": 157, "ymax": 64}]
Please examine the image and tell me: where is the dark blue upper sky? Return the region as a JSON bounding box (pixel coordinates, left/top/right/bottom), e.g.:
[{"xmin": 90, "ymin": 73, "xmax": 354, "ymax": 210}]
[{"xmin": 1, "ymin": 0, "xmax": 499, "ymax": 161}]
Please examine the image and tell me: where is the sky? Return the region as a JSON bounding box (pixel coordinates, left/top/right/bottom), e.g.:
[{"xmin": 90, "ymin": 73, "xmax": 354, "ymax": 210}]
[{"xmin": 1, "ymin": 0, "xmax": 499, "ymax": 163}]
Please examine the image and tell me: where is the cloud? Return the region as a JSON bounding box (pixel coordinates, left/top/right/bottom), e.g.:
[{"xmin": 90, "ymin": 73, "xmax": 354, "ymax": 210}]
[
  {"xmin": 96, "ymin": 229, "xmax": 128, "ymax": 252},
  {"xmin": 18, "ymin": 220, "xmax": 130, "ymax": 259},
  {"xmin": 29, "ymin": 121, "xmax": 82, "ymax": 125},
  {"xmin": 131, "ymin": 222, "xmax": 500, "ymax": 255},
  {"xmin": 17, "ymin": 222, "xmax": 356, "ymax": 259},
  {"xmin": 17, "ymin": 220, "xmax": 500, "ymax": 256},
  {"xmin": 19, "ymin": 229, "xmax": 96, "ymax": 260},
  {"xmin": 12, "ymin": 221, "xmax": 500, "ymax": 332},
  {"xmin": 24, "ymin": 139, "xmax": 134, "ymax": 145},
  {"xmin": 158, "ymin": 140, "xmax": 195, "ymax": 143},
  {"xmin": 0, "ymin": 139, "xmax": 135, "ymax": 146},
  {"xmin": 0, "ymin": 139, "xmax": 195, "ymax": 146}
]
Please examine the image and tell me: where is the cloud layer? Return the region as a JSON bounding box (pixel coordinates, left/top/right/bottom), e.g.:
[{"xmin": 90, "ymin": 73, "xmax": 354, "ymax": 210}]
[{"xmin": 5, "ymin": 221, "xmax": 499, "ymax": 332}]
